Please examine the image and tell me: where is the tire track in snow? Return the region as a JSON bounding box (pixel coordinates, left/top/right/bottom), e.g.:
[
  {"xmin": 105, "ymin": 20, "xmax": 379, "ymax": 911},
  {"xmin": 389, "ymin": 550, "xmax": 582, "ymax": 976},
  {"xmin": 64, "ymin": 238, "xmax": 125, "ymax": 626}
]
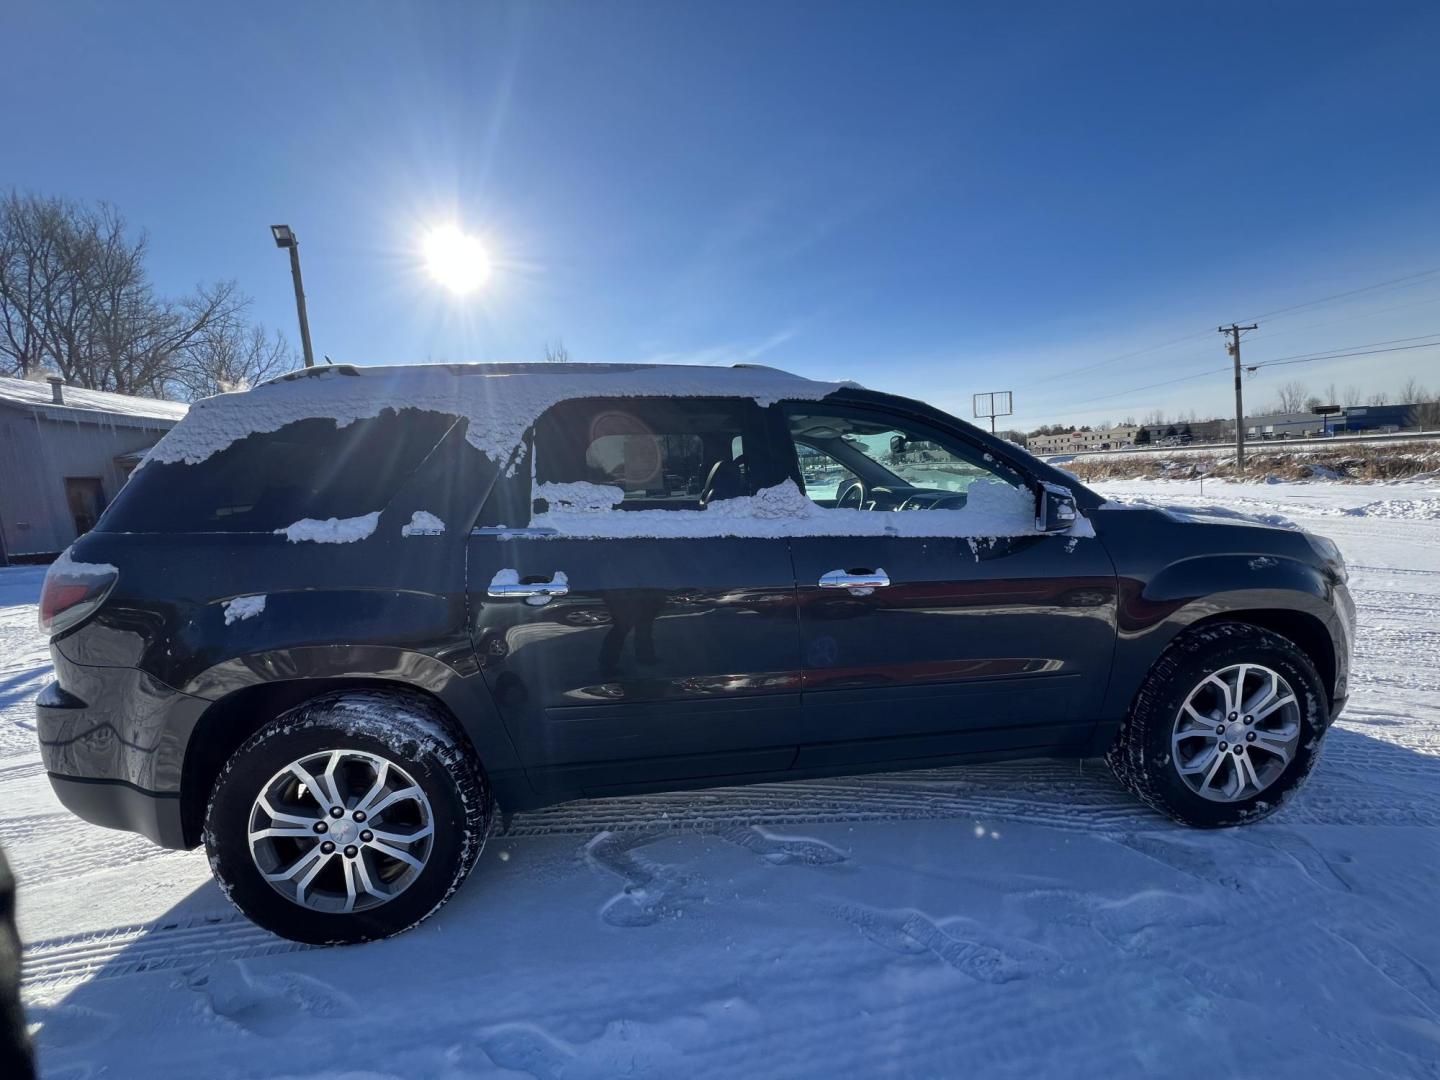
[
  {"xmin": 23, "ymin": 915, "xmax": 311, "ymax": 987},
  {"xmin": 0, "ymin": 813, "xmax": 185, "ymax": 888}
]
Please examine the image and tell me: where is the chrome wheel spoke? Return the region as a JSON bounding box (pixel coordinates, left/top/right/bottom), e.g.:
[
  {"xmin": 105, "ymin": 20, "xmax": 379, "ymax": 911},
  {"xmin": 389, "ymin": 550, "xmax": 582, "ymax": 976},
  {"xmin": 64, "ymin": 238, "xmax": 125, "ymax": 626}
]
[
  {"xmin": 1176, "ymin": 742, "xmax": 1220, "ymax": 776},
  {"xmin": 368, "ymin": 823, "xmax": 434, "ymax": 845},
  {"xmin": 1205, "ymin": 673, "xmax": 1236, "ymax": 715},
  {"xmin": 1251, "ymin": 728, "xmax": 1296, "ymax": 765},
  {"xmin": 1199, "ymin": 750, "xmax": 1228, "ymax": 793},
  {"xmin": 256, "ymin": 795, "xmax": 321, "ymax": 829},
  {"xmin": 288, "ymin": 761, "xmax": 334, "ymax": 810},
  {"xmin": 1237, "ymin": 751, "xmax": 1263, "ymax": 793},
  {"xmin": 354, "ymin": 760, "xmax": 391, "ymax": 815},
  {"xmin": 368, "ymin": 839, "xmax": 425, "ymax": 872},
  {"xmin": 354, "ymin": 850, "xmax": 389, "ymax": 904},
  {"xmin": 264, "ymin": 844, "xmax": 328, "ymax": 883},
  {"xmin": 250, "ymin": 825, "xmax": 321, "ymax": 842},
  {"xmin": 366, "ymin": 785, "xmax": 423, "ymax": 818},
  {"xmin": 1254, "ymin": 694, "xmax": 1296, "ymax": 723},
  {"xmin": 1172, "ymin": 663, "xmax": 1302, "ymax": 803}
]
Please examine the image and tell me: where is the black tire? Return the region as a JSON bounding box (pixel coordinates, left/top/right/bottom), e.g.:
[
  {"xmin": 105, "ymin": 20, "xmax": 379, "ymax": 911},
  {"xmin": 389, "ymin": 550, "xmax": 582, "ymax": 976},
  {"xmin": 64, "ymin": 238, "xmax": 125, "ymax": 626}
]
[
  {"xmin": 1106, "ymin": 621, "xmax": 1331, "ymax": 827},
  {"xmin": 204, "ymin": 690, "xmax": 490, "ymax": 944}
]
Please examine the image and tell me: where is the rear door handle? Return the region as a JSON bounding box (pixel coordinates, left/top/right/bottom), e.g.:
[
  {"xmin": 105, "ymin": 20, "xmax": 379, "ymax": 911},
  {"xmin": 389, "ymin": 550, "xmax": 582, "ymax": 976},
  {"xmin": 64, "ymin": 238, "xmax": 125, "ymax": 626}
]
[
  {"xmin": 818, "ymin": 568, "xmax": 890, "ymax": 596},
  {"xmin": 487, "ymin": 571, "xmax": 570, "ymax": 605}
]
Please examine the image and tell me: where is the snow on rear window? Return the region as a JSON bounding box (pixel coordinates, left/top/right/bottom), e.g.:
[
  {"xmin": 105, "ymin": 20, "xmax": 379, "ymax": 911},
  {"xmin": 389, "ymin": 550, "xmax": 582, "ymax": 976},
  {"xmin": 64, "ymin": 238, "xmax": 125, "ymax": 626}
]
[{"xmin": 143, "ymin": 364, "xmax": 854, "ymax": 470}]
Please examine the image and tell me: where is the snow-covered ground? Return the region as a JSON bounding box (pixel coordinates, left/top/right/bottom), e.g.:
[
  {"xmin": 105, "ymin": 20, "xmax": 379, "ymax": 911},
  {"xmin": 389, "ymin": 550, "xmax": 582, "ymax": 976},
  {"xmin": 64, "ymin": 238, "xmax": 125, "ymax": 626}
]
[{"xmin": 5, "ymin": 478, "xmax": 1440, "ymax": 1078}]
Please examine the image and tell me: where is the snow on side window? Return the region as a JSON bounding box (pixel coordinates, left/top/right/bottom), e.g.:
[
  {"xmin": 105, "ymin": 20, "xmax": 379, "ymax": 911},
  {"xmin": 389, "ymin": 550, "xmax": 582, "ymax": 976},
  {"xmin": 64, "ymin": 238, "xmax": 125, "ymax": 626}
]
[{"xmin": 524, "ymin": 478, "xmax": 1073, "ymax": 539}]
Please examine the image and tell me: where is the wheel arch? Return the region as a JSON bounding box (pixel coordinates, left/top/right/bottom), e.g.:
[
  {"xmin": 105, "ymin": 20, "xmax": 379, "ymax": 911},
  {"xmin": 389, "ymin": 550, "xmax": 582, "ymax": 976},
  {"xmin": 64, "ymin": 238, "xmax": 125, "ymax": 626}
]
[{"xmin": 1184, "ymin": 608, "xmax": 1336, "ymax": 706}]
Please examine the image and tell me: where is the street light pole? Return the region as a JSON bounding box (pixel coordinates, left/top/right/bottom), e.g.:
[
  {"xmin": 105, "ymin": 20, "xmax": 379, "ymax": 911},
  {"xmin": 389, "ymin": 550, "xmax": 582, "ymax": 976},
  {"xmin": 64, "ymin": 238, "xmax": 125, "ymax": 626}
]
[{"xmin": 270, "ymin": 225, "xmax": 315, "ymax": 368}]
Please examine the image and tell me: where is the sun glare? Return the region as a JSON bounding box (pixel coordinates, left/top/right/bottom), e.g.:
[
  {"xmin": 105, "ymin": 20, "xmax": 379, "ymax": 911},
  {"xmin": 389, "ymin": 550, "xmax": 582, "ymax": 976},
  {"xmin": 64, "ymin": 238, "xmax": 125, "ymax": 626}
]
[{"xmin": 423, "ymin": 225, "xmax": 491, "ymax": 295}]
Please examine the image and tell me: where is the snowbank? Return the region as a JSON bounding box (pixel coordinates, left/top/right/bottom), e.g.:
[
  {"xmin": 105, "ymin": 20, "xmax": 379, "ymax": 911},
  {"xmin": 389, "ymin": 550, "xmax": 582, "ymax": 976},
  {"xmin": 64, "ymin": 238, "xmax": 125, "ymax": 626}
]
[
  {"xmin": 274, "ymin": 512, "xmax": 381, "ymax": 544},
  {"xmin": 143, "ymin": 364, "xmax": 854, "ymax": 469}
]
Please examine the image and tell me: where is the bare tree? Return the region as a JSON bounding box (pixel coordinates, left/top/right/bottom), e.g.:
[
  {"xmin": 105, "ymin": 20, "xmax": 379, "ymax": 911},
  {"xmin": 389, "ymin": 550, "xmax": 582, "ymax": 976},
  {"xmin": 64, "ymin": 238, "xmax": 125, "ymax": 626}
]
[
  {"xmin": 1367, "ymin": 391, "xmax": 1391, "ymax": 406},
  {"xmin": 1398, "ymin": 377, "xmax": 1425, "ymax": 405},
  {"xmin": 1273, "ymin": 380, "xmax": 1308, "ymax": 413},
  {"xmin": 1342, "ymin": 384, "xmax": 1363, "ymax": 406},
  {"xmin": 167, "ymin": 317, "xmax": 294, "ymax": 399},
  {"xmin": 0, "ymin": 191, "xmax": 260, "ymax": 399},
  {"xmin": 542, "ymin": 339, "xmax": 570, "ymax": 363}
]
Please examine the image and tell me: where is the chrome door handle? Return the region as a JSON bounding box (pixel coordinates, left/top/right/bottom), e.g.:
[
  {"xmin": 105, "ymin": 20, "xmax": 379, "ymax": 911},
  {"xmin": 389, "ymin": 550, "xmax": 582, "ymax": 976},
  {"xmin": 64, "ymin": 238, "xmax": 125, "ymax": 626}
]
[
  {"xmin": 818, "ymin": 568, "xmax": 890, "ymax": 596},
  {"xmin": 487, "ymin": 571, "xmax": 570, "ymax": 605}
]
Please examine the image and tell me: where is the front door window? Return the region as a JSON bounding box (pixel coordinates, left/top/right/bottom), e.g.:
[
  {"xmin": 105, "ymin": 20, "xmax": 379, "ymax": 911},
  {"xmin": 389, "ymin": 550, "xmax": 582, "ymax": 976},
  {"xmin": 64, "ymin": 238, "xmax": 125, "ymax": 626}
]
[{"xmin": 785, "ymin": 407, "xmax": 1026, "ymax": 515}]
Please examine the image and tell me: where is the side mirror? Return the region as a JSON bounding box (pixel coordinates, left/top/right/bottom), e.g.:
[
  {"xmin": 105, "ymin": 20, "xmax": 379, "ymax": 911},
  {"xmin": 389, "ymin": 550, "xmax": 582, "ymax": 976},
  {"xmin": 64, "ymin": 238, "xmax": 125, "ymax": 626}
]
[
  {"xmin": 1036, "ymin": 481, "xmax": 1079, "ymax": 533},
  {"xmin": 889, "ymin": 434, "xmax": 908, "ymax": 454}
]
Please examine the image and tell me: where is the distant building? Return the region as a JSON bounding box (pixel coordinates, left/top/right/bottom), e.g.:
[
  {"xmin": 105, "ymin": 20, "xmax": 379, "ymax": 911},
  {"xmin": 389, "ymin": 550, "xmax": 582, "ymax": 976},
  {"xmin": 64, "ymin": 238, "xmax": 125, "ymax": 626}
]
[
  {"xmin": 0, "ymin": 376, "xmax": 186, "ymax": 560},
  {"xmin": 1028, "ymin": 424, "xmax": 1141, "ymax": 455}
]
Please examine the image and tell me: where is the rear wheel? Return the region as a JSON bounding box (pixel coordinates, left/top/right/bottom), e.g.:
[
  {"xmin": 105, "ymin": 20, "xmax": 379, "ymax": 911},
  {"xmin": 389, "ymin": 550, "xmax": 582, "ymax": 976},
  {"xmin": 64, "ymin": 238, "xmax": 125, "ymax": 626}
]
[
  {"xmin": 1107, "ymin": 621, "xmax": 1330, "ymax": 827},
  {"xmin": 204, "ymin": 690, "xmax": 489, "ymax": 944}
]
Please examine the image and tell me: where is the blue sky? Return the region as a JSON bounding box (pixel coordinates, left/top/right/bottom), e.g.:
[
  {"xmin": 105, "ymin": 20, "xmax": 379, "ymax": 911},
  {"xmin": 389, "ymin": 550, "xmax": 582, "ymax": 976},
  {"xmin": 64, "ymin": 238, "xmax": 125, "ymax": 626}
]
[{"xmin": 5, "ymin": 1, "xmax": 1439, "ymax": 428}]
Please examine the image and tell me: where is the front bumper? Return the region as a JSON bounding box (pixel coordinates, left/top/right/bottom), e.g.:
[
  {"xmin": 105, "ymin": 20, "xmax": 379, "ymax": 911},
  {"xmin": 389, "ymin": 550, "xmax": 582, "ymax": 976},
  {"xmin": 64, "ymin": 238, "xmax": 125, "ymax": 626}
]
[{"xmin": 36, "ymin": 652, "xmax": 209, "ymax": 850}]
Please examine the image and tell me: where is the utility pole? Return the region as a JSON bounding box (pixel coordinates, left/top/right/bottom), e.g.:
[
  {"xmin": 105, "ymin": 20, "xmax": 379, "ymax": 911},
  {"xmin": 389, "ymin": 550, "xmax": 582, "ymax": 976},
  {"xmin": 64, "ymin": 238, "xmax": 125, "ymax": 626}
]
[
  {"xmin": 270, "ymin": 225, "xmax": 316, "ymax": 368},
  {"xmin": 1218, "ymin": 323, "xmax": 1257, "ymax": 470}
]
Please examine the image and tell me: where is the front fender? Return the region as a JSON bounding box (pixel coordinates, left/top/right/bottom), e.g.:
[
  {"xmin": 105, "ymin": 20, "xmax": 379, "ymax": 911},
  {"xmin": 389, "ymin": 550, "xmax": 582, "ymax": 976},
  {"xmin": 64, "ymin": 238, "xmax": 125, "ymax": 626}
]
[{"xmin": 1102, "ymin": 552, "xmax": 1350, "ymax": 718}]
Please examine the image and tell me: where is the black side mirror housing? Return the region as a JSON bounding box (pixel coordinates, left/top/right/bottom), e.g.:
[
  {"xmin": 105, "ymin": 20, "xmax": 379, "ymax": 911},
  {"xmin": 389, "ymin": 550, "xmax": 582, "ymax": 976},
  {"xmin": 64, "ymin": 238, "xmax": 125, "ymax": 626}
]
[{"xmin": 1036, "ymin": 481, "xmax": 1080, "ymax": 533}]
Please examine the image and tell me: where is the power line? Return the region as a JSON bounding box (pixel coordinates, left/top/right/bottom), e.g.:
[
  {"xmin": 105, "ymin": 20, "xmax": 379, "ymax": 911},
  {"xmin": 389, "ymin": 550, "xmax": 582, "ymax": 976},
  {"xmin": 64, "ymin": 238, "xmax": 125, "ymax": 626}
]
[
  {"xmin": 1058, "ymin": 365, "xmax": 1232, "ymax": 406},
  {"xmin": 1249, "ymin": 338, "xmax": 1440, "ymax": 371},
  {"xmin": 1050, "ymin": 336, "xmax": 1440, "ymax": 409},
  {"xmin": 1020, "ymin": 266, "xmax": 1440, "ymax": 389},
  {"xmin": 1242, "ymin": 267, "xmax": 1440, "ymax": 323}
]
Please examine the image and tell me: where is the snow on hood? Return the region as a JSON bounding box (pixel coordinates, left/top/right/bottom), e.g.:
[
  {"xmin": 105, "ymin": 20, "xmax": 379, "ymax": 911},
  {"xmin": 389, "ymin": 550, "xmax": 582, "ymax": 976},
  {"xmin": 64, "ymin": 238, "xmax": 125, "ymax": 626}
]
[
  {"xmin": 526, "ymin": 478, "xmax": 1091, "ymax": 540},
  {"xmin": 142, "ymin": 364, "xmax": 855, "ymax": 469}
]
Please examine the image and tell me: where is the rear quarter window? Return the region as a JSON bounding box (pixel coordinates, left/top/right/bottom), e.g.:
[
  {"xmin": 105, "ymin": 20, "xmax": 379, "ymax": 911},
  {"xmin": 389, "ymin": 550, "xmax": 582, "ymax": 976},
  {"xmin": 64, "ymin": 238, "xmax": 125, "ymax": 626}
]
[{"xmin": 99, "ymin": 409, "xmax": 457, "ymax": 533}]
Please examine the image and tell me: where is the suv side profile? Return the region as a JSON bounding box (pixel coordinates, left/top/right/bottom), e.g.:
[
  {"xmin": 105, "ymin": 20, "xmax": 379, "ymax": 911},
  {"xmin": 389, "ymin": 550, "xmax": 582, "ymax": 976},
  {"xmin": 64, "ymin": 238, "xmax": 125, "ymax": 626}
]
[{"xmin": 37, "ymin": 363, "xmax": 1354, "ymax": 943}]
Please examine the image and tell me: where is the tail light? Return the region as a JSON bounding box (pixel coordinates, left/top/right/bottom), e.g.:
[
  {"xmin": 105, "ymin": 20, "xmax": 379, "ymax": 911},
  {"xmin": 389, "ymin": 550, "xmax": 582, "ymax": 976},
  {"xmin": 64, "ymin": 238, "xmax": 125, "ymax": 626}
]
[{"xmin": 39, "ymin": 552, "xmax": 118, "ymax": 637}]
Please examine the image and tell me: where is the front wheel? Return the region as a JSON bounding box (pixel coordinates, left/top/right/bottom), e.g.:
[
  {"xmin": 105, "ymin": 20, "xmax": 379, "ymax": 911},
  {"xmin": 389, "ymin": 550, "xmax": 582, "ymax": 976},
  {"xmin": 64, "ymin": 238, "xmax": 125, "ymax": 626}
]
[
  {"xmin": 204, "ymin": 690, "xmax": 490, "ymax": 944},
  {"xmin": 1107, "ymin": 621, "xmax": 1331, "ymax": 827}
]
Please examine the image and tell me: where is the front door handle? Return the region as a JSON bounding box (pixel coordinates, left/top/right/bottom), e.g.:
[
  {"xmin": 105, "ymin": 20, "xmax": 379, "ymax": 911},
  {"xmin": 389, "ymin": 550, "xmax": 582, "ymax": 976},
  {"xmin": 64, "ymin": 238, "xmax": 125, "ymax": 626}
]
[
  {"xmin": 818, "ymin": 568, "xmax": 890, "ymax": 596},
  {"xmin": 487, "ymin": 570, "xmax": 570, "ymax": 606}
]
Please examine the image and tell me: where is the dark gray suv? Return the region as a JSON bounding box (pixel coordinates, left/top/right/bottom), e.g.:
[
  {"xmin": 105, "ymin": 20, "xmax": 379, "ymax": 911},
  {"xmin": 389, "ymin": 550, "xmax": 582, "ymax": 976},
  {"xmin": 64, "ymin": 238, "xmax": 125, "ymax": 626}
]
[{"xmin": 36, "ymin": 363, "xmax": 1354, "ymax": 943}]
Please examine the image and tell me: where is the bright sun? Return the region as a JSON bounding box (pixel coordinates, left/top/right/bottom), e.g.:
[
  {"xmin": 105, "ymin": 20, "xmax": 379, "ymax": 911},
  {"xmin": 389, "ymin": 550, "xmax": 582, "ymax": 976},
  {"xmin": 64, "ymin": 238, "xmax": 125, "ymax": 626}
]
[{"xmin": 423, "ymin": 225, "xmax": 490, "ymax": 295}]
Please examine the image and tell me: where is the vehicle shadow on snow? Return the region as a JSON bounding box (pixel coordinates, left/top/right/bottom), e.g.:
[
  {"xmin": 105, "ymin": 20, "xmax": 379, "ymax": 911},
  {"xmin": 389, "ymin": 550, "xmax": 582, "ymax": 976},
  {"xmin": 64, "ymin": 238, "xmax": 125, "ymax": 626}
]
[{"xmin": 25, "ymin": 725, "xmax": 1440, "ymax": 1078}]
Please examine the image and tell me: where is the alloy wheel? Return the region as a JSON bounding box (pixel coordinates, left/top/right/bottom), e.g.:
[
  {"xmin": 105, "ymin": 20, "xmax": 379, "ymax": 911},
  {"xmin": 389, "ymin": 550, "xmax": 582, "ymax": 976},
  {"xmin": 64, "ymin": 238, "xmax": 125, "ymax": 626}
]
[
  {"xmin": 247, "ymin": 749, "xmax": 435, "ymax": 913},
  {"xmin": 1170, "ymin": 663, "xmax": 1302, "ymax": 803}
]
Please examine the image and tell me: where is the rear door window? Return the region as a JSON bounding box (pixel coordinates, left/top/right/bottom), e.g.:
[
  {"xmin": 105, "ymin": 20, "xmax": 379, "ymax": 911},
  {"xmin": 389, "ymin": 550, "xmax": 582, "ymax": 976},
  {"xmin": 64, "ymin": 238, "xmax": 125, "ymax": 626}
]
[{"xmin": 532, "ymin": 398, "xmax": 770, "ymax": 512}]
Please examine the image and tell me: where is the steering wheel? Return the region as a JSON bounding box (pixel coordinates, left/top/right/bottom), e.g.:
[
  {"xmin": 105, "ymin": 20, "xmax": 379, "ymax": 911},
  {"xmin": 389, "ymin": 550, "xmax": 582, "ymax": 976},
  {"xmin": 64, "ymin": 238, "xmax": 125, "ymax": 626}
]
[{"xmin": 836, "ymin": 478, "xmax": 868, "ymax": 509}]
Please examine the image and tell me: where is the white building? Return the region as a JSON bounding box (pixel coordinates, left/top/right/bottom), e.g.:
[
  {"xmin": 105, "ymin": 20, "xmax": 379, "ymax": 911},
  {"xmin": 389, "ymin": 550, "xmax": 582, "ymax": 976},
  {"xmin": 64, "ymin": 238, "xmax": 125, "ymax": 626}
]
[{"xmin": 0, "ymin": 375, "xmax": 186, "ymax": 560}]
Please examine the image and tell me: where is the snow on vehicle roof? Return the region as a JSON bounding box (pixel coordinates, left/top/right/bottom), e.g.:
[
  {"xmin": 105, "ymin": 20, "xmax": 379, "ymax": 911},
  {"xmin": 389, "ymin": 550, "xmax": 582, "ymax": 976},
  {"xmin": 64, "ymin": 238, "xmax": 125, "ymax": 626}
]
[
  {"xmin": 143, "ymin": 362, "xmax": 855, "ymax": 468},
  {"xmin": 0, "ymin": 375, "xmax": 189, "ymax": 422}
]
